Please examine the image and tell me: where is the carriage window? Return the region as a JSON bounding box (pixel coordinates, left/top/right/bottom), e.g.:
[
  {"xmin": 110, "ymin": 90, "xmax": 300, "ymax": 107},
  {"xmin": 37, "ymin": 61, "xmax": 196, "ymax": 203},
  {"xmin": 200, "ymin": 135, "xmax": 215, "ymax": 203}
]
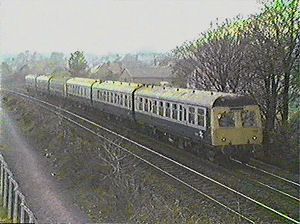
[
  {"xmin": 218, "ymin": 111, "xmax": 235, "ymax": 127},
  {"xmin": 153, "ymin": 100, "xmax": 157, "ymax": 114},
  {"xmin": 166, "ymin": 102, "xmax": 171, "ymax": 118},
  {"xmin": 139, "ymin": 97, "xmax": 143, "ymax": 110},
  {"xmin": 97, "ymin": 90, "xmax": 100, "ymax": 99},
  {"xmin": 188, "ymin": 107, "xmax": 195, "ymax": 124},
  {"xmin": 179, "ymin": 105, "xmax": 183, "ymax": 121},
  {"xmin": 241, "ymin": 111, "xmax": 256, "ymax": 127},
  {"xmin": 172, "ymin": 104, "xmax": 178, "ymax": 120},
  {"xmin": 197, "ymin": 108, "xmax": 205, "ymax": 126},
  {"xmin": 149, "ymin": 100, "xmax": 152, "ymax": 113},
  {"xmin": 129, "ymin": 97, "xmax": 132, "ymax": 108},
  {"xmin": 117, "ymin": 94, "xmax": 120, "ymax": 105},
  {"xmin": 110, "ymin": 92, "xmax": 114, "ymax": 103},
  {"xmin": 120, "ymin": 94, "xmax": 123, "ymax": 106},
  {"xmin": 144, "ymin": 99, "xmax": 148, "ymax": 112},
  {"xmin": 159, "ymin": 101, "xmax": 164, "ymax": 116},
  {"xmin": 183, "ymin": 107, "xmax": 187, "ymax": 121},
  {"xmin": 84, "ymin": 88, "xmax": 87, "ymax": 96},
  {"xmin": 103, "ymin": 91, "xmax": 106, "ymax": 101},
  {"xmin": 125, "ymin": 95, "xmax": 128, "ymax": 107}
]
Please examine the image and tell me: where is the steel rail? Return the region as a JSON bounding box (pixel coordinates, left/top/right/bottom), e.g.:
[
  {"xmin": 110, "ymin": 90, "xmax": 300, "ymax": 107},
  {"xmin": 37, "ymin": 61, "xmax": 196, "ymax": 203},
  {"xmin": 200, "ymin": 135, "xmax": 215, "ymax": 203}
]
[
  {"xmin": 232, "ymin": 159, "xmax": 300, "ymax": 187},
  {"xmin": 3, "ymin": 89, "xmax": 300, "ymax": 224},
  {"xmin": 231, "ymin": 159, "xmax": 300, "ymax": 202}
]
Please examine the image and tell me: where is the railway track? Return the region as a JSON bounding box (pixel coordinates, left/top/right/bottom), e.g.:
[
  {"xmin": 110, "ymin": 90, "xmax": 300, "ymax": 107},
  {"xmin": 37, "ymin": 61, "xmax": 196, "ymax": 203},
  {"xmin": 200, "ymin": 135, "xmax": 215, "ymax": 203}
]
[{"xmin": 2, "ymin": 89, "xmax": 300, "ymax": 224}]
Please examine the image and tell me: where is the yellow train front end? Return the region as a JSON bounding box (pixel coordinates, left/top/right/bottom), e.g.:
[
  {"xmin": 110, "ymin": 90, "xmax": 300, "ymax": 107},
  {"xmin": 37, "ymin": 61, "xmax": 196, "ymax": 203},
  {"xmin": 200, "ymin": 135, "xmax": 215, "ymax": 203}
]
[{"xmin": 211, "ymin": 105, "xmax": 263, "ymax": 146}]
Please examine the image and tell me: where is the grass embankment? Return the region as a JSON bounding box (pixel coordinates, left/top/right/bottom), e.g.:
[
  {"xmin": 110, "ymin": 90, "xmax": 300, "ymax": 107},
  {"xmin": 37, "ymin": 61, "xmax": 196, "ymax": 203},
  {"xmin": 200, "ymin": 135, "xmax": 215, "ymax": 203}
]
[{"xmin": 2, "ymin": 94, "xmax": 235, "ymax": 223}]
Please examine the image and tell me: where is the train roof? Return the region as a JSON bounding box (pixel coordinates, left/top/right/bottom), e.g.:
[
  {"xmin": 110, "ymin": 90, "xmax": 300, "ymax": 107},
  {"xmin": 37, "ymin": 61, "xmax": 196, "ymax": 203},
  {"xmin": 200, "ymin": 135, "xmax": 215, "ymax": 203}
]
[
  {"xmin": 93, "ymin": 80, "xmax": 143, "ymax": 94},
  {"xmin": 36, "ymin": 75, "xmax": 53, "ymax": 82},
  {"xmin": 25, "ymin": 74, "xmax": 40, "ymax": 80},
  {"xmin": 67, "ymin": 77, "xmax": 98, "ymax": 87},
  {"xmin": 50, "ymin": 76, "xmax": 72, "ymax": 83},
  {"xmin": 135, "ymin": 85, "xmax": 256, "ymax": 108}
]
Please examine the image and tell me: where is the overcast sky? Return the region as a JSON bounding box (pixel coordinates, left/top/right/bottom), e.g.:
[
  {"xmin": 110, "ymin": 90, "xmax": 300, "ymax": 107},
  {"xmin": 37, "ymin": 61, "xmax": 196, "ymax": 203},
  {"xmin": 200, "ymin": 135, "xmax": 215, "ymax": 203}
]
[{"xmin": 0, "ymin": 0, "xmax": 262, "ymax": 55}]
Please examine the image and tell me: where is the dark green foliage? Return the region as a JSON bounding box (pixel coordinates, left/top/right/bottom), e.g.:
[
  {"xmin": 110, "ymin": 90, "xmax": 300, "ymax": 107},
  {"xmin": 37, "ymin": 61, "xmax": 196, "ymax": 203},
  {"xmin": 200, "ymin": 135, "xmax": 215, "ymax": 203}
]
[{"xmin": 68, "ymin": 51, "xmax": 89, "ymax": 77}]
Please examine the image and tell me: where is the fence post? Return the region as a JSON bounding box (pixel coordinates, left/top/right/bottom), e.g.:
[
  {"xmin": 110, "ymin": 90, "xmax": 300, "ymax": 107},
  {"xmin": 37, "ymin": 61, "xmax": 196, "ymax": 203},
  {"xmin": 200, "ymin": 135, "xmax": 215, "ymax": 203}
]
[
  {"xmin": 7, "ymin": 176, "xmax": 13, "ymax": 219},
  {"xmin": 3, "ymin": 167, "xmax": 8, "ymax": 208},
  {"xmin": 13, "ymin": 185, "xmax": 19, "ymax": 222},
  {"xmin": 19, "ymin": 192, "xmax": 25, "ymax": 223},
  {"xmin": 0, "ymin": 163, "xmax": 4, "ymax": 198}
]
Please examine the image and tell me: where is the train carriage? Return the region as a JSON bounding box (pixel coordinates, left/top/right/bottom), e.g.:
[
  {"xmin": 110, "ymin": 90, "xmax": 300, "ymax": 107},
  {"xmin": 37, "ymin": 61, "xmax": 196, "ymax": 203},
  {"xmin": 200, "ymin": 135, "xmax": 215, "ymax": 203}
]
[
  {"xmin": 134, "ymin": 85, "xmax": 227, "ymax": 144},
  {"xmin": 66, "ymin": 78, "xmax": 98, "ymax": 105},
  {"xmin": 49, "ymin": 76, "xmax": 71, "ymax": 97},
  {"xmin": 36, "ymin": 75, "xmax": 53, "ymax": 94},
  {"xmin": 92, "ymin": 81, "xmax": 143, "ymax": 117},
  {"xmin": 25, "ymin": 74, "xmax": 40, "ymax": 92}
]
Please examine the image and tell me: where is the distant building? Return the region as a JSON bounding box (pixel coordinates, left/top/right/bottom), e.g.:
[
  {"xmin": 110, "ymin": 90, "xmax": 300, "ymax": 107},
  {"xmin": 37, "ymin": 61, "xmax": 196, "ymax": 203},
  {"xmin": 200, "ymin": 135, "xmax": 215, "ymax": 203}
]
[{"xmin": 119, "ymin": 65, "xmax": 174, "ymax": 84}]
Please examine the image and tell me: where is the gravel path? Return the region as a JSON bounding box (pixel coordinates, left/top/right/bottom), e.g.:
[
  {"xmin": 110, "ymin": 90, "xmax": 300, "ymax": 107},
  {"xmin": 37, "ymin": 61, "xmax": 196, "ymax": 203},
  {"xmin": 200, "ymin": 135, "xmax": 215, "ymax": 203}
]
[{"xmin": 0, "ymin": 105, "xmax": 89, "ymax": 223}]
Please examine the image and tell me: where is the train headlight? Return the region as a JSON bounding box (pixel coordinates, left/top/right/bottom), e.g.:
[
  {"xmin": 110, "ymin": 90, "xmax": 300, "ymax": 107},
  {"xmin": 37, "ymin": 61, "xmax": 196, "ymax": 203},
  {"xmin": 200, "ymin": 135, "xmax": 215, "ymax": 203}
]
[
  {"xmin": 252, "ymin": 136, "xmax": 257, "ymax": 140},
  {"xmin": 221, "ymin": 137, "xmax": 226, "ymax": 142}
]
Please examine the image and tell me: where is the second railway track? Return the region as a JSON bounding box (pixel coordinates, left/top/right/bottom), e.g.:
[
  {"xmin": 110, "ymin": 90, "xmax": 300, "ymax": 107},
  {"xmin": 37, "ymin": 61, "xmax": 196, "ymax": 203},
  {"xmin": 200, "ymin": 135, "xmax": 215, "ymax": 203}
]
[{"xmin": 2, "ymin": 89, "xmax": 300, "ymax": 224}]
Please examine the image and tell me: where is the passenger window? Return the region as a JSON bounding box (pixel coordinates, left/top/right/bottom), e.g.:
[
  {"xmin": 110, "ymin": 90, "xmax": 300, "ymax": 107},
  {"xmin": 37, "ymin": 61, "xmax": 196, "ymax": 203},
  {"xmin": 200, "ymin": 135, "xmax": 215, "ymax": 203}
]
[
  {"xmin": 144, "ymin": 99, "xmax": 148, "ymax": 112},
  {"xmin": 218, "ymin": 111, "xmax": 235, "ymax": 127},
  {"xmin": 125, "ymin": 95, "xmax": 128, "ymax": 107},
  {"xmin": 139, "ymin": 98, "xmax": 143, "ymax": 110},
  {"xmin": 241, "ymin": 111, "xmax": 256, "ymax": 127},
  {"xmin": 188, "ymin": 107, "xmax": 195, "ymax": 124},
  {"xmin": 149, "ymin": 100, "xmax": 152, "ymax": 113},
  {"xmin": 172, "ymin": 104, "xmax": 178, "ymax": 120},
  {"xmin": 120, "ymin": 94, "xmax": 123, "ymax": 106},
  {"xmin": 129, "ymin": 97, "xmax": 132, "ymax": 108},
  {"xmin": 110, "ymin": 92, "xmax": 114, "ymax": 103},
  {"xmin": 159, "ymin": 101, "xmax": 164, "ymax": 116},
  {"xmin": 197, "ymin": 108, "xmax": 205, "ymax": 126},
  {"xmin": 179, "ymin": 105, "xmax": 183, "ymax": 121},
  {"xmin": 166, "ymin": 102, "xmax": 171, "ymax": 118},
  {"xmin": 183, "ymin": 108, "xmax": 187, "ymax": 121},
  {"xmin": 97, "ymin": 90, "xmax": 100, "ymax": 99},
  {"xmin": 153, "ymin": 100, "xmax": 157, "ymax": 114}
]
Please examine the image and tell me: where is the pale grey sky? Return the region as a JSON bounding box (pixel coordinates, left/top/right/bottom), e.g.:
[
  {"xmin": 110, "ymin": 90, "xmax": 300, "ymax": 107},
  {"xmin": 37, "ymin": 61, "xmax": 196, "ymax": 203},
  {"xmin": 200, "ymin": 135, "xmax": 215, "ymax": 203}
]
[{"xmin": 0, "ymin": 0, "xmax": 261, "ymax": 55}]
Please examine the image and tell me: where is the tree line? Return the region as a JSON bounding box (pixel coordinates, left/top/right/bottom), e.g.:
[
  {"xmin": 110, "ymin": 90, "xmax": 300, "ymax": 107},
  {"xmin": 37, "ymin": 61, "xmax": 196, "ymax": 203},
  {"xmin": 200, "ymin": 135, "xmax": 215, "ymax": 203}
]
[{"xmin": 172, "ymin": 0, "xmax": 299, "ymax": 152}]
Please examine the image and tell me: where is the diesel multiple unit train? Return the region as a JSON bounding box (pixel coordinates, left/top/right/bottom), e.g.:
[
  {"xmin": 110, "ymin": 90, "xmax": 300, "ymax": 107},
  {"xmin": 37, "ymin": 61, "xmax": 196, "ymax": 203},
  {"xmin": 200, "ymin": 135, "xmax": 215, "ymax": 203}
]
[{"xmin": 25, "ymin": 74, "xmax": 263, "ymax": 162}]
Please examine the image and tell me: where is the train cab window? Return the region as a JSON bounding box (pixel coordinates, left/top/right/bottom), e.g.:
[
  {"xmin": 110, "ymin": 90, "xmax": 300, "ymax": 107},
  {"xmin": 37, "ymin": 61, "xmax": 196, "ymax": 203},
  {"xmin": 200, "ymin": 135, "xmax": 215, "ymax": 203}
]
[
  {"xmin": 241, "ymin": 111, "xmax": 256, "ymax": 127},
  {"xmin": 172, "ymin": 104, "xmax": 178, "ymax": 120},
  {"xmin": 218, "ymin": 111, "xmax": 235, "ymax": 127},
  {"xmin": 166, "ymin": 102, "xmax": 171, "ymax": 118},
  {"xmin": 124, "ymin": 95, "xmax": 128, "ymax": 107},
  {"xmin": 159, "ymin": 101, "xmax": 164, "ymax": 116},
  {"xmin": 144, "ymin": 99, "xmax": 148, "ymax": 112},
  {"xmin": 188, "ymin": 107, "xmax": 195, "ymax": 124},
  {"xmin": 138, "ymin": 97, "xmax": 143, "ymax": 110},
  {"xmin": 197, "ymin": 108, "xmax": 205, "ymax": 126},
  {"xmin": 153, "ymin": 100, "xmax": 157, "ymax": 114}
]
